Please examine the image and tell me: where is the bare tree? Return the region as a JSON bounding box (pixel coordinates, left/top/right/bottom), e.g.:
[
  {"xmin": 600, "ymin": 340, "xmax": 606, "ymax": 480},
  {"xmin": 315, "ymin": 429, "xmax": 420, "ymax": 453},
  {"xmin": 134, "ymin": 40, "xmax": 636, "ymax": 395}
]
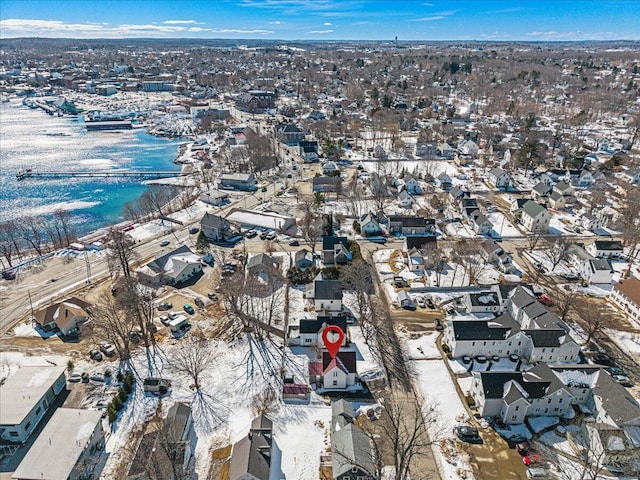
[
  {"xmin": 358, "ymin": 392, "xmax": 443, "ymax": 480},
  {"xmin": 298, "ymin": 195, "xmax": 323, "ymax": 252},
  {"xmin": 577, "ymin": 305, "xmax": 605, "ymax": 346},
  {"xmin": 171, "ymin": 333, "xmax": 216, "ymax": 391},
  {"xmin": 555, "ymin": 286, "xmax": 578, "ymax": 323},
  {"xmin": 88, "ymin": 292, "xmax": 136, "ymax": 364},
  {"xmin": 106, "ymin": 227, "xmax": 137, "ymax": 278},
  {"xmin": 455, "ymin": 240, "xmax": 487, "ymax": 285},
  {"xmin": 53, "ymin": 209, "xmax": 75, "ymax": 247},
  {"xmin": 548, "ymin": 237, "xmax": 572, "ymax": 272},
  {"xmin": 535, "ymin": 420, "xmax": 622, "ymax": 480}
]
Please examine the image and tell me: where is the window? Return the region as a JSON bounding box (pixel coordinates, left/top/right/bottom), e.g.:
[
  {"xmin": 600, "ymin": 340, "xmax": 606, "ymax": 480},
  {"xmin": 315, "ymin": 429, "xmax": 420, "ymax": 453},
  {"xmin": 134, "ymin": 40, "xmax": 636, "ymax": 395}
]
[
  {"xmin": 332, "ymin": 380, "xmax": 338, "ymax": 386},
  {"xmin": 515, "ymin": 406, "xmax": 520, "ymax": 411},
  {"xmin": 333, "ymin": 372, "xmax": 338, "ymax": 377},
  {"xmin": 518, "ymin": 341, "xmax": 522, "ymax": 346},
  {"xmin": 352, "ymin": 467, "xmax": 359, "ymax": 473},
  {"xmin": 547, "ymin": 398, "xmax": 551, "ymax": 404},
  {"xmin": 35, "ymin": 406, "xmax": 42, "ymax": 415},
  {"xmin": 554, "ymin": 407, "xmax": 559, "ymax": 412},
  {"xmin": 542, "ymin": 348, "xmax": 546, "ymax": 353},
  {"xmin": 305, "ymin": 338, "xmax": 312, "ymax": 343},
  {"xmin": 472, "ymin": 341, "xmax": 475, "ymax": 346},
  {"xmin": 559, "ymin": 398, "xmax": 563, "ymax": 404},
  {"xmin": 544, "ymin": 408, "xmax": 548, "ymax": 413},
  {"xmin": 9, "ymin": 431, "xmax": 18, "ymax": 437},
  {"xmin": 483, "ymin": 341, "xmax": 487, "ymax": 346},
  {"xmin": 24, "ymin": 422, "xmax": 31, "ymax": 431},
  {"xmin": 512, "ymin": 415, "xmax": 518, "ymax": 420}
]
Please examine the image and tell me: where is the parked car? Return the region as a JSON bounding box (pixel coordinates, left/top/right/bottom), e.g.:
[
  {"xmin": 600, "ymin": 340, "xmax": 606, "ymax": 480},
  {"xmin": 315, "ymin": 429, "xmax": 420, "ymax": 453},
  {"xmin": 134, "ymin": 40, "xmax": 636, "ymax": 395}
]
[
  {"xmin": 157, "ymin": 302, "xmax": 173, "ymax": 311},
  {"xmin": 462, "ymin": 355, "xmax": 472, "ymax": 364},
  {"xmin": 516, "ymin": 442, "xmax": 530, "ymax": 456},
  {"xmin": 606, "ymin": 366, "xmax": 625, "ymax": 376},
  {"xmin": 523, "ymin": 454, "xmax": 541, "ymax": 466},
  {"xmin": 159, "ymin": 315, "xmax": 170, "ymax": 326},
  {"xmin": 1, "ymin": 270, "xmax": 16, "ymax": 280},
  {"xmin": 509, "ymin": 354, "xmax": 520, "ymax": 362},
  {"xmin": 526, "ymin": 467, "xmax": 550, "ymax": 479},
  {"xmin": 245, "ymin": 229, "xmax": 258, "ymax": 238},
  {"xmin": 265, "ymin": 230, "xmax": 277, "ymax": 240},
  {"xmin": 89, "ymin": 349, "xmax": 103, "ymax": 362},
  {"xmin": 416, "ymin": 297, "xmax": 426, "ymax": 308},
  {"xmin": 539, "ymin": 294, "xmax": 553, "ymax": 306},
  {"xmin": 207, "ymin": 292, "xmax": 219, "ymax": 301},
  {"xmin": 454, "ymin": 425, "xmax": 482, "ymax": 444},
  {"xmin": 194, "ymin": 298, "xmax": 205, "ymax": 308},
  {"xmin": 183, "ymin": 304, "xmax": 195, "ymax": 315},
  {"xmin": 68, "ymin": 372, "xmax": 82, "ymax": 383},
  {"xmin": 561, "ymin": 273, "xmax": 579, "ymax": 280},
  {"xmin": 159, "ymin": 240, "xmax": 170, "ymax": 247},
  {"xmin": 189, "ymin": 227, "xmax": 199, "ymax": 234},
  {"xmin": 426, "ymin": 298, "xmax": 435, "ymax": 309},
  {"xmin": 434, "ymin": 318, "xmax": 444, "ymax": 331},
  {"xmin": 475, "ymin": 355, "xmax": 488, "ymax": 363},
  {"xmin": 168, "ymin": 311, "xmax": 178, "ymax": 320},
  {"xmin": 99, "ymin": 343, "xmax": 116, "ymax": 357},
  {"xmin": 592, "ymin": 353, "xmax": 614, "ymax": 366},
  {"xmin": 259, "ymin": 231, "xmax": 268, "ymax": 240},
  {"xmin": 288, "ymin": 238, "xmax": 300, "ymax": 246},
  {"xmin": 612, "ymin": 374, "xmax": 632, "ymax": 387}
]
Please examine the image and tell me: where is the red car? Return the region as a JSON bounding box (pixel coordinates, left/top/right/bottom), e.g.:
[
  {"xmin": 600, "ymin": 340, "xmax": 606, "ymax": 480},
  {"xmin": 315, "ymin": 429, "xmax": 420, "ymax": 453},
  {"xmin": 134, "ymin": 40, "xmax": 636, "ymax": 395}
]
[
  {"xmin": 523, "ymin": 454, "xmax": 541, "ymax": 466},
  {"xmin": 539, "ymin": 294, "xmax": 553, "ymax": 306}
]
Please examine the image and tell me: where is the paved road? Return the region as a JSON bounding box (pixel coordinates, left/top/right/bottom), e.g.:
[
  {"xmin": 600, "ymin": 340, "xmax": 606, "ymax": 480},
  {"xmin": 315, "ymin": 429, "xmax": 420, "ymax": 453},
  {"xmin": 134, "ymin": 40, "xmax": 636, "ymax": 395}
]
[{"xmin": 0, "ymin": 177, "xmax": 283, "ymax": 336}]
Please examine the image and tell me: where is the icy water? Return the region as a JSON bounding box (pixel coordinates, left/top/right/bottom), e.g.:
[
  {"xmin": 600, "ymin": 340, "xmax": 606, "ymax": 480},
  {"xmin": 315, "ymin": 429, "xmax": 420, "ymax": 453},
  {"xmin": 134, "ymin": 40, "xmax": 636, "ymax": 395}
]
[{"xmin": 0, "ymin": 100, "xmax": 182, "ymax": 236}]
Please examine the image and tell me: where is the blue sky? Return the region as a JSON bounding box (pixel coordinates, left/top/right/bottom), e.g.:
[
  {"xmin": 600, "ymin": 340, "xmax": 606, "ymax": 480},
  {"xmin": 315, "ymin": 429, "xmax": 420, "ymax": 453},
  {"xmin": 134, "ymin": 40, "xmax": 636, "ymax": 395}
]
[{"xmin": 1, "ymin": 0, "xmax": 638, "ymax": 41}]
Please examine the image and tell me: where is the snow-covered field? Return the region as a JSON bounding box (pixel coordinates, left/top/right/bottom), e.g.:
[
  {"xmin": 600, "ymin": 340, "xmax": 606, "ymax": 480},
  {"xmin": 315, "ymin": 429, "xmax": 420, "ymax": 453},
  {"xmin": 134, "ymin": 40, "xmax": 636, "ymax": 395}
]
[{"xmin": 606, "ymin": 329, "xmax": 640, "ymax": 359}]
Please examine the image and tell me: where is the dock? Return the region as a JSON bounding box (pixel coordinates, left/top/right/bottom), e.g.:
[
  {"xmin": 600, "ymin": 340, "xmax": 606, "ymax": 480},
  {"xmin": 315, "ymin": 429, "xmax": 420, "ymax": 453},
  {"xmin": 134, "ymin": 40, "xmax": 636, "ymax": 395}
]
[{"xmin": 16, "ymin": 170, "xmax": 190, "ymax": 181}]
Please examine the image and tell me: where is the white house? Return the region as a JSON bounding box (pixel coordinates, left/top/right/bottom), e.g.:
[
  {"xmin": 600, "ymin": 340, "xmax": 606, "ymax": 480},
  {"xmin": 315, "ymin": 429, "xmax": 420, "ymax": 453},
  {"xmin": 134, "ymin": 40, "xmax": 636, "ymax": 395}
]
[
  {"xmin": 0, "ymin": 366, "xmax": 67, "ymax": 443},
  {"xmin": 358, "ymin": 213, "xmax": 381, "ymax": 236},
  {"xmin": 521, "ymin": 200, "xmax": 551, "ymax": 233},
  {"xmin": 581, "ymin": 212, "xmax": 603, "ymax": 232},
  {"xmin": 576, "ymin": 170, "xmax": 594, "ymax": 187},
  {"xmin": 470, "ymin": 212, "xmax": 493, "ymax": 235},
  {"xmin": 587, "ymin": 240, "xmax": 624, "ymax": 259},
  {"xmin": 487, "ymin": 168, "xmax": 511, "ymax": 189},
  {"xmin": 13, "ymin": 408, "xmax": 105, "ymax": 480},
  {"xmin": 622, "ymin": 167, "xmax": 640, "ymax": 184},
  {"xmin": 437, "ymin": 172, "xmax": 452, "ymax": 190},
  {"xmin": 322, "ymin": 161, "xmax": 339, "ymax": 175},
  {"xmin": 547, "ymin": 191, "xmax": 566, "ymax": 210},
  {"xmin": 136, "ymin": 245, "xmax": 202, "ymax": 286},
  {"xmin": 304, "ymin": 275, "xmax": 343, "ymax": 313},
  {"xmin": 580, "ymin": 258, "xmax": 613, "ymax": 284},
  {"xmin": 294, "ymin": 317, "xmax": 348, "ymax": 347},
  {"xmin": 31, "ymin": 297, "xmax": 91, "ymax": 335},
  {"xmin": 402, "ymin": 175, "xmax": 423, "ymax": 194},
  {"xmin": 398, "ymin": 190, "xmax": 415, "ymax": 208},
  {"xmin": 470, "ymin": 363, "xmax": 574, "ymax": 424},
  {"xmin": 610, "ymin": 278, "xmax": 640, "ymax": 323},
  {"xmin": 408, "ymin": 249, "xmax": 426, "ymax": 275},
  {"xmin": 458, "ymin": 139, "xmax": 479, "ymax": 157},
  {"xmin": 321, "ymin": 351, "xmax": 357, "ymax": 390}
]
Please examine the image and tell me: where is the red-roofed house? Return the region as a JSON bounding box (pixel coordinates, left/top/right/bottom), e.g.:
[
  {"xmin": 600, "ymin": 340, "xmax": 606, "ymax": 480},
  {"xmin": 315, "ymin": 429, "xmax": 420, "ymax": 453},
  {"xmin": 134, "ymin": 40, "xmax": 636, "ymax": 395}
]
[{"xmin": 322, "ymin": 351, "xmax": 357, "ymax": 390}]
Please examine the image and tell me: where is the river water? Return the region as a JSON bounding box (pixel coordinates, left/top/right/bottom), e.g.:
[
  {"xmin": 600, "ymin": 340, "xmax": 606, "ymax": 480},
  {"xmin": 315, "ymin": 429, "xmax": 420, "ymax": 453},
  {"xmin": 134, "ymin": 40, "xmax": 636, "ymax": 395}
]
[{"xmin": 0, "ymin": 100, "xmax": 183, "ymax": 236}]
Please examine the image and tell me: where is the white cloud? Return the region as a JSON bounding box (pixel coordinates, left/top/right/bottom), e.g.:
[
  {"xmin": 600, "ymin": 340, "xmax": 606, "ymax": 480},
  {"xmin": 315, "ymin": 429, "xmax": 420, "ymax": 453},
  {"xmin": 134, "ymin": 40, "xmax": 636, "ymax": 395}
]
[
  {"xmin": 412, "ymin": 10, "xmax": 456, "ymax": 21},
  {"xmin": 163, "ymin": 20, "xmax": 202, "ymax": 25},
  {"xmin": 323, "ymin": 22, "xmax": 332, "ymax": 26},
  {"xmin": 212, "ymin": 28, "xmax": 274, "ymax": 34},
  {"xmin": 0, "ymin": 18, "xmax": 273, "ymax": 38},
  {"xmin": 268, "ymin": 20, "xmax": 282, "ymax": 24},
  {"xmin": 308, "ymin": 29, "xmax": 333, "ymax": 34}
]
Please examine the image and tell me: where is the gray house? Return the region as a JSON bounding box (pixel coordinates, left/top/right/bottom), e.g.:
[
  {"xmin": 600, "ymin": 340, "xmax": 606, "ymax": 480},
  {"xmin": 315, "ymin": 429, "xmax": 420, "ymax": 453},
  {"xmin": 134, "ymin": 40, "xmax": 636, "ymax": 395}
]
[
  {"xmin": 229, "ymin": 416, "xmax": 274, "ymax": 480},
  {"xmin": 127, "ymin": 403, "xmax": 195, "ymax": 480},
  {"xmin": 330, "ymin": 400, "xmax": 375, "ymax": 480},
  {"xmin": 200, "ymin": 212, "xmax": 232, "ymax": 242}
]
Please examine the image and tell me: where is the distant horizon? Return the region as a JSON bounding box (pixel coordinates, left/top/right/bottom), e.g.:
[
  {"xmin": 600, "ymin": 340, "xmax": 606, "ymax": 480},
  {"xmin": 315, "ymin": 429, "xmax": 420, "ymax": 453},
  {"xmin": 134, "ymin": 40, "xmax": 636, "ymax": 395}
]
[{"xmin": 1, "ymin": 0, "xmax": 639, "ymax": 41}]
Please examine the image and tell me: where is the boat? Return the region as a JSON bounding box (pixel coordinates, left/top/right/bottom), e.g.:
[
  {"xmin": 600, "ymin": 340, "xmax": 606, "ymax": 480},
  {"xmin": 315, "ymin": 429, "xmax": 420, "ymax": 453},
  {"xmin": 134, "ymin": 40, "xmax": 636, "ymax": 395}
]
[{"xmin": 84, "ymin": 112, "xmax": 133, "ymax": 131}]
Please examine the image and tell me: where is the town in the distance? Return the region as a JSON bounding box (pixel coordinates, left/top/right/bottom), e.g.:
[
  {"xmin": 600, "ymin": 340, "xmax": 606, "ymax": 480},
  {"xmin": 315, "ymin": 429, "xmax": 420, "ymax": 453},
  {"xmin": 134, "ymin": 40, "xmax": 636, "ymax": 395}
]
[{"xmin": 1, "ymin": 37, "xmax": 640, "ymax": 480}]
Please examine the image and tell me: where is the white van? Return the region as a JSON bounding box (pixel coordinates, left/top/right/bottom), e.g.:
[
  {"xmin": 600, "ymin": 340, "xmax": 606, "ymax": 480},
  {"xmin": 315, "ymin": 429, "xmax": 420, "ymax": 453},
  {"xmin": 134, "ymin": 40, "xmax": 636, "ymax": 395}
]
[
  {"xmin": 526, "ymin": 467, "xmax": 549, "ymax": 479},
  {"xmin": 168, "ymin": 315, "xmax": 190, "ymax": 333}
]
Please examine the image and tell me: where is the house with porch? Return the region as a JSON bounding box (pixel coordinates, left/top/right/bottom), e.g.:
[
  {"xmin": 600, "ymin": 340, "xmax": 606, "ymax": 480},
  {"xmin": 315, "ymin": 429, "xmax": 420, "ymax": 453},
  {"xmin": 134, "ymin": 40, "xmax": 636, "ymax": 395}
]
[
  {"xmin": 330, "ymin": 400, "xmax": 375, "ymax": 480},
  {"xmin": 31, "ymin": 296, "xmax": 91, "ymax": 335},
  {"xmin": 487, "ymin": 168, "xmax": 511, "ymax": 189},
  {"xmin": 304, "ymin": 274, "xmax": 343, "ymax": 313},
  {"xmin": 200, "ymin": 212, "xmax": 233, "ymax": 242}
]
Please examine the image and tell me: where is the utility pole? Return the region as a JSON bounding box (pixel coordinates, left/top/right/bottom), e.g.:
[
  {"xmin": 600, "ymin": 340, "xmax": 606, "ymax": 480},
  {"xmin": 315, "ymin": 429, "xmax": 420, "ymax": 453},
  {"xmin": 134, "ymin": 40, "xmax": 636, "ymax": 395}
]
[
  {"xmin": 83, "ymin": 250, "xmax": 91, "ymax": 284},
  {"xmin": 27, "ymin": 290, "xmax": 35, "ymax": 323}
]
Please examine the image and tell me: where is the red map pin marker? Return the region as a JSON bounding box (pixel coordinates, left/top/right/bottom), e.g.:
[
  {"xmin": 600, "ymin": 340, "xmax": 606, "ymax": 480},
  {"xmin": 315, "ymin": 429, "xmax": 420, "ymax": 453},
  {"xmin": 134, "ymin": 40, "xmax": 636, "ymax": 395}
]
[{"xmin": 321, "ymin": 325, "xmax": 345, "ymax": 359}]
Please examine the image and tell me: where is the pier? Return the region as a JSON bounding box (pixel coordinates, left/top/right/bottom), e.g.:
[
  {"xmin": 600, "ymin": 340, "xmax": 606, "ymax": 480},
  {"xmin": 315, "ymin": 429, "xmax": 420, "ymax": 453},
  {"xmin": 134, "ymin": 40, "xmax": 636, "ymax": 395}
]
[{"xmin": 16, "ymin": 169, "xmax": 190, "ymax": 181}]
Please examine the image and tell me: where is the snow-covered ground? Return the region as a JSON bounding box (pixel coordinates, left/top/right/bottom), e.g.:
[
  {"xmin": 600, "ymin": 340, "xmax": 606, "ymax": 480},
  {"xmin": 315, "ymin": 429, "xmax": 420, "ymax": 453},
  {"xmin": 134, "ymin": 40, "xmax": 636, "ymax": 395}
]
[
  {"xmin": 606, "ymin": 329, "xmax": 640, "ymax": 359},
  {"xmin": 485, "ymin": 211, "xmax": 521, "ymax": 238},
  {"xmin": 527, "ymin": 415, "xmax": 560, "ymax": 434},
  {"xmin": 405, "ymin": 332, "xmax": 442, "ymax": 360},
  {"xmin": 410, "ymin": 335, "xmax": 475, "ymax": 480}
]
